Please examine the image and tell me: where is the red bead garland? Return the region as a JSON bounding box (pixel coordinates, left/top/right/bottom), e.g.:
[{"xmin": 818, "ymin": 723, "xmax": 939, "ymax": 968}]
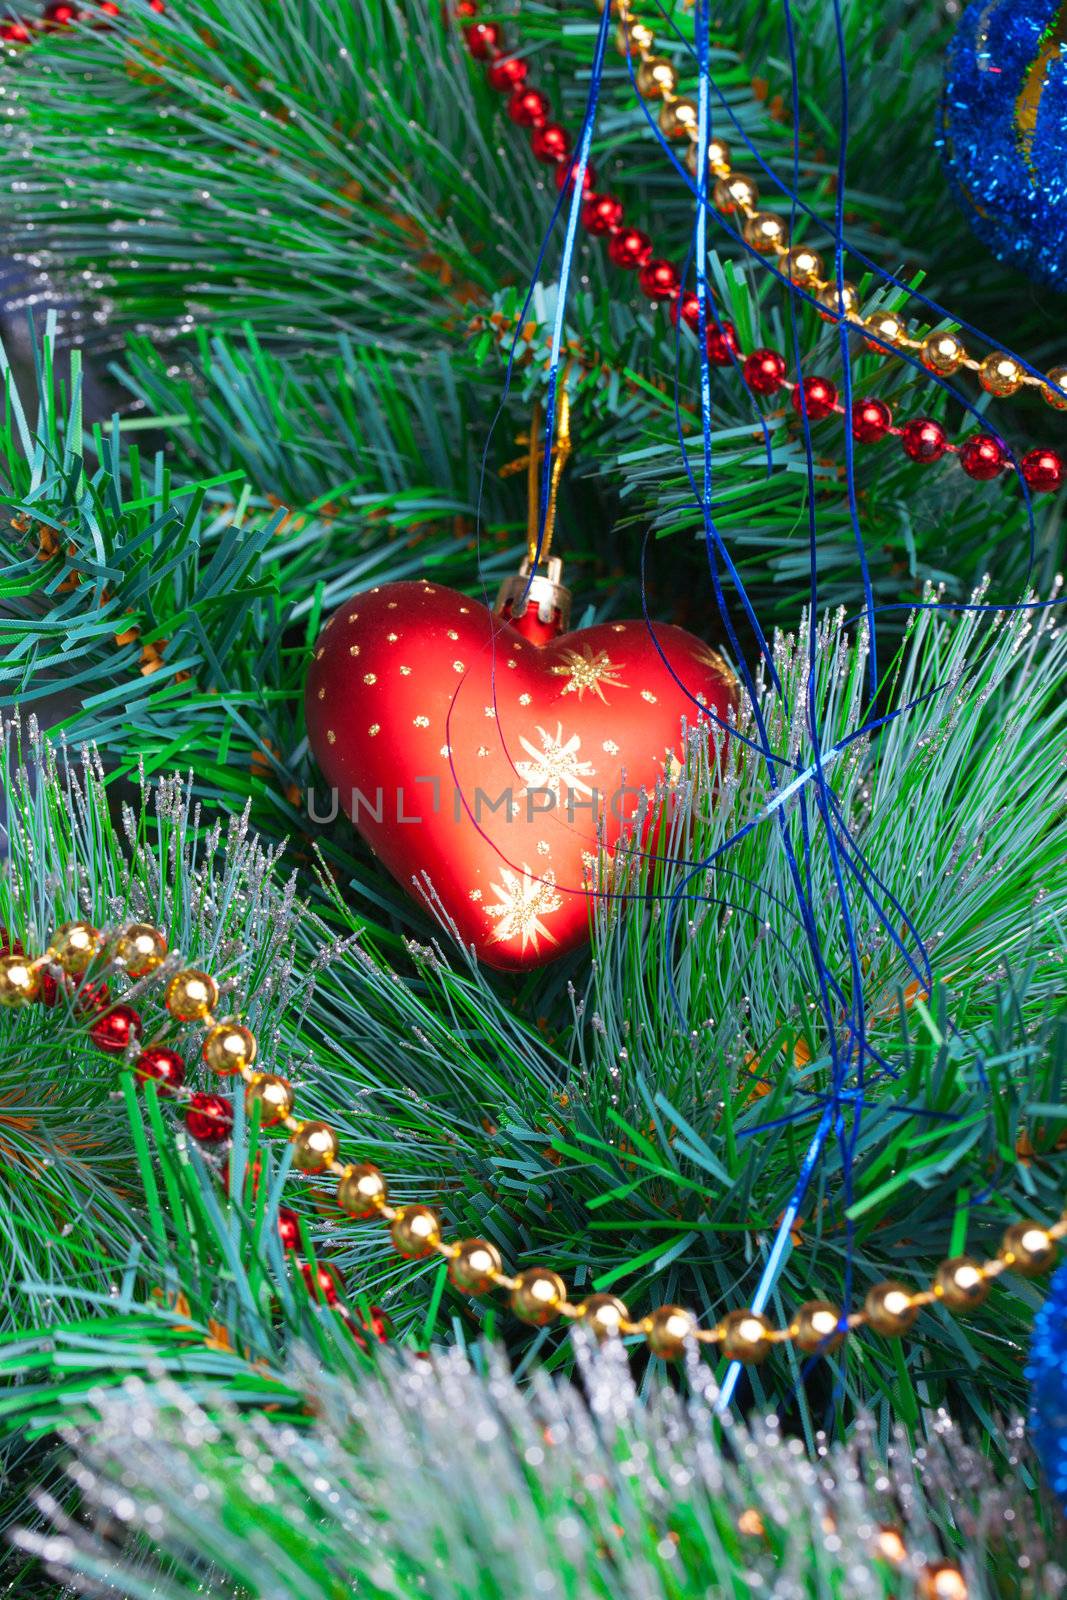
[
  {"xmin": 39, "ymin": 970, "xmax": 110, "ymax": 1013},
  {"xmin": 900, "ymin": 418, "xmax": 948, "ymax": 464},
  {"xmin": 792, "ymin": 375, "xmax": 839, "ymax": 422},
  {"xmin": 90, "ymin": 1004, "xmax": 143, "ymax": 1054},
  {"xmin": 278, "ymin": 1207, "xmax": 302, "ymax": 1251},
  {"xmin": 301, "ymin": 1260, "xmax": 344, "ymax": 1305},
  {"xmin": 508, "ymin": 87, "xmax": 550, "ymax": 127},
  {"xmin": 743, "ymin": 348, "xmax": 787, "ymax": 395},
  {"xmin": 707, "ymin": 321, "xmax": 740, "ymax": 367},
  {"xmin": 851, "ymin": 398, "xmax": 893, "ymax": 443},
  {"xmin": 80, "ymin": 979, "xmax": 111, "ymax": 1014},
  {"xmin": 608, "ymin": 227, "xmax": 654, "ymax": 270},
  {"xmin": 959, "ymin": 433, "xmax": 1007, "ymax": 481},
  {"xmin": 487, "ymin": 54, "xmax": 528, "ymax": 92},
  {"xmin": 670, "ymin": 298, "xmax": 740, "ymax": 366},
  {"xmin": 555, "ymin": 158, "xmax": 596, "ymax": 193},
  {"xmin": 638, "ymin": 258, "xmax": 680, "ymax": 301},
  {"xmin": 1021, "ymin": 447, "xmax": 1065, "ymax": 494},
  {"xmin": 186, "ymin": 1091, "xmax": 233, "ymax": 1143},
  {"xmin": 673, "ymin": 290, "xmax": 700, "ymax": 330},
  {"xmin": 454, "ymin": 1, "xmax": 1064, "ymax": 497},
  {"xmin": 582, "ymin": 192, "xmax": 625, "ymax": 235},
  {"xmin": 3, "ymin": 0, "xmax": 165, "ymax": 43},
  {"xmin": 135, "ymin": 1045, "xmax": 186, "ymax": 1095},
  {"xmin": 530, "ymin": 123, "xmax": 570, "ymax": 163},
  {"xmin": 463, "ymin": 19, "xmax": 499, "ymax": 58}
]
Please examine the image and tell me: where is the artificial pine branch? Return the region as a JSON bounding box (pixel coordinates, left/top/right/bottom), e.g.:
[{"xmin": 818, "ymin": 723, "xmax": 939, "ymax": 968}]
[
  {"xmin": 0, "ymin": 0, "xmax": 1065, "ymax": 1584},
  {"xmin": 1, "ymin": 589, "xmax": 1063, "ymax": 1443},
  {"xmin": 4, "ymin": 0, "xmax": 1060, "ymax": 639},
  {"xmin": 11, "ymin": 1339, "xmax": 1066, "ymax": 1599}
]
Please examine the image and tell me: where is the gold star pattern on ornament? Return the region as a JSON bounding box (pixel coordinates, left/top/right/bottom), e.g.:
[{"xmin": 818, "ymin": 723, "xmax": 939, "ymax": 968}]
[
  {"xmin": 485, "ymin": 864, "xmax": 562, "ymax": 953},
  {"xmin": 692, "ymin": 642, "xmax": 737, "ymax": 688},
  {"xmin": 549, "ymin": 644, "xmax": 628, "ymax": 703},
  {"xmin": 515, "ymin": 722, "xmax": 596, "ymax": 802}
]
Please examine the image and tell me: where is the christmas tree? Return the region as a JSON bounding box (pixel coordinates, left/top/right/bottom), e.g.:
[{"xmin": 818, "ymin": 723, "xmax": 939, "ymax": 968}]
[{"xmin": 0, "ymin": 0, "xmax": 1065, "ymax": 1593}]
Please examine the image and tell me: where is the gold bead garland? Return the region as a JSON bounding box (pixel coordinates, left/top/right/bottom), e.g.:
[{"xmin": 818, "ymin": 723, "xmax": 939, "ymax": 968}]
[
  {"xmin": 173, "ymin": 916, "xmax": 1065, "ymax": 1361},
  {"xmin": 615, "ymin": 0, "xmax": 1067, "ymax": 410},
  {"xmin": 165, "ymin": 967, "xmax": 219, "ymax": 1022},
  {"xmin": 114, "ymin": 922, "xmax": 168, "ymax": 977},
  {"xmin": 0, "ymin": 851, "xmax": 983, "ymax": 1587},
  {"xmin": 52, "ymin": 920, "xmax": 104, "ymax": 976},
  {"xmin": 0, "ymin": 950, "xmax": 41, "ymax": 1005},
  {"xmin": 4, "ymin": 920, "xmax": 1065, "ymax": 1369}
]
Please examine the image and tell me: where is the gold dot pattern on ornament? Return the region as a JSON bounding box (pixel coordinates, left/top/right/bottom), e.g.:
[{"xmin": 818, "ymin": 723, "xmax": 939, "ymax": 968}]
[
  {"xmin": 536, "ymin": 841, "xmax": 550, "ymax": 855},
  {"xmin": 440, "ymin": 745, "xmax": 450, "ymax": 757},
  {"xmin": 414, "ymin": 716, "xmax": 430, "ymax": 728},
  {"xmin": 400, "ymin": 666, "xmax": 412, "ymax": 676},
  {"xmin": 387, "ymin": 633, "xmax": 398, "ymax": 643},
  {"xmin": 453, "ymin": 661, "xmax": 465, "ymax": 672},
  {"xmin": 387, "ymin": 602, "xmax": 398, "ymax": 609},
  {"xmin": 506, "ymin": 659, "xmax": 516, "ymax": 669},
  {"xmin": 317, "ymin": 687, "xmax": 325, "ymax": 700},
  {"xmin": 363, "ymin": 673, "xmax": 377, "ymax": 685},
  {"xmin": 641, "ymin": 691, "xmax": 658, "ymax": 703},
  {"xmin": 459, "ymin": 607, "xmax": 469, "ymax": 614},
  {"xmin": 519, "ymin": 693, "xmax": 532, "ymax": 706},
  {"xmin": 477, "ymin": 745, "xmax": 491, "ymax": 757},
  {"xmin": 327, "ymin": 730, "xmax": 336, "ymax": 744},
  {"xmin": 603, "ymin": 740, "xmax": 620, "ymax": 754},
  {"xmin": 469, "ymin": 889, "xmax": 483, "ymax": 901},
  {"xmin": 447, "ymin": 631, "xmax": 459, "ymax": 641},
  {"xmin": 369, "ymin": 724, "xmax": 380, "ymax": 737},
  {"xmin": 349, "ymin": 644, "xmax": 360, "ymax": 657},
  {"xmin": 484, "ymin": 706, "xmax": 497, "ymax": 718}
]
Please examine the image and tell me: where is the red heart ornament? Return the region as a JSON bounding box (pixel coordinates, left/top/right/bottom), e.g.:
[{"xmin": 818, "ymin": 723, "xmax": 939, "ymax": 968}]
[{"xmin": 305, "ymin": 581, "xmax": 736, "ymax": 970}]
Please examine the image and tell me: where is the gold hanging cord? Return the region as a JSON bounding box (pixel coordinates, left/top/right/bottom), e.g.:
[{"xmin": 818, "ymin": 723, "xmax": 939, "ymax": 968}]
[{"xmin": 500, "ymin": 378, "xmax": 573, "ymax": 568}]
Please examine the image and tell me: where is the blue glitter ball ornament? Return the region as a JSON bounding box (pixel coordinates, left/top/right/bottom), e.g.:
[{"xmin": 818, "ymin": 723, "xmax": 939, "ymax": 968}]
[
  {"xmin": 940, "ymin": 0, "xmax": 1067, "ymax": 289},
  {"xmin": 1028, "ymin": 1259, "xmax": 1067, "ymax": 1511}
]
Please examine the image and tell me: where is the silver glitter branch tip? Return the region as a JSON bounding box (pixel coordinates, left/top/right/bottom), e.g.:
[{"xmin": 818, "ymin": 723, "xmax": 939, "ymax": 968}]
[{"xmin": 10, "ymin": 1342, "xmax": 1065, "ymax": 1600}]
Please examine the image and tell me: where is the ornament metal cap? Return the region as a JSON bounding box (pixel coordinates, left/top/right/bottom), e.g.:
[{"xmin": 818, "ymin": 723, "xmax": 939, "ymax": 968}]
[{"xmin": 495, "ymin": 555, "xmax": 572, "ymax": 635}]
